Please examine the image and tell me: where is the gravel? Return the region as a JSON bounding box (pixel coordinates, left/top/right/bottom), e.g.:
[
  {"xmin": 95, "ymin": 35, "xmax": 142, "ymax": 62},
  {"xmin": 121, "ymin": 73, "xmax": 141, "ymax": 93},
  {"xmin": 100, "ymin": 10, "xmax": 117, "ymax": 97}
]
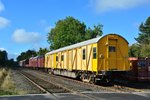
[
  {"xmin": 23, "ymin": 69, "xmax": 107, "ymax": 93},
  {"xmin": 11, "ymin": 69, "xmax": 44, "ymax": 94}
]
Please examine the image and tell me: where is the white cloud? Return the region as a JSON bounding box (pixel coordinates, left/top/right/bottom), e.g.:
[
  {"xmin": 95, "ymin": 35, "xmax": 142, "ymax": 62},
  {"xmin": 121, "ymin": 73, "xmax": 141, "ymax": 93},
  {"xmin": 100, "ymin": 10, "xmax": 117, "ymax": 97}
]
[
  {"xmin": 0, "ymin": 1, "xmax": 10, "ymax": 29},
  {"xmin": 0, "ymin": 0, "xmax": 4, "ymax": 12},
  {"xmin": 91, "ymin": 0, "xmax": 150, "ymax": 13},
  {"xmin": 0, "ymin": 47, "xmax": 6, "ymax": 51},
  {"xmin": 0, "ymin": 17, "xmax": 10, "ymax": 28},
  {"xmin": 12, "ymin": 29, "xmax": 42, "ymax": 43}
]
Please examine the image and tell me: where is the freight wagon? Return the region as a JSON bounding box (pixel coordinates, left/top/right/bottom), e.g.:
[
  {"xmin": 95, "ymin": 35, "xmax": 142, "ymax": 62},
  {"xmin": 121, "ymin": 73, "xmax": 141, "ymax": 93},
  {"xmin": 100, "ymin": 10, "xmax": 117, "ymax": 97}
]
[
  {"xmin": 37, "ymin": 55, "xmax": 45, "ymax": 68},
  {"xmin": 45, "ymin": 34, "xmax": 130, "ymax": 83},
  {"xmin": 21, "ymin": 56, "xmax": 45, "ymax": 69},
  {"xmin": 127, "ymin": 57, "xmax": 150, "ymax": 82},
  {"xmin": 19, "ymin": 59, "xmax": 29, "ymax": 67},
  {"xmin": 29, "ymin": 57, "xmax": 34, "ymax": 68},
  {"xmin": 29, "ymin": 56, "xmax": 37, "ymax": 68}
]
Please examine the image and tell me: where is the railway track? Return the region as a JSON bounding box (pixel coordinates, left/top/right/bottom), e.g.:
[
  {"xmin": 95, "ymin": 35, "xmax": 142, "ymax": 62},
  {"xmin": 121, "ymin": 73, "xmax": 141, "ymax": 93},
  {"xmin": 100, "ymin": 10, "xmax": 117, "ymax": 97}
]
[
  {"xmin": 51, "ymin": 73, "xmax": 142, "ymax": 93},
  {"xmin": 48, "ymin": 71, "xmax": 143, "ymax": 93},
  {"xmin": 25, "ymin": 70, "xmax": 109, "ymax": 92},
  {"xmin": 22, "ymin": 69, "xmax": 142, "ymax": 93},
  {"xmin": 20, "ymin": 71, "xmax": 69, "ymax": 94},
  {"xmin": 19, "ymin": 69, "xmax": 98, "ymax": 100}
]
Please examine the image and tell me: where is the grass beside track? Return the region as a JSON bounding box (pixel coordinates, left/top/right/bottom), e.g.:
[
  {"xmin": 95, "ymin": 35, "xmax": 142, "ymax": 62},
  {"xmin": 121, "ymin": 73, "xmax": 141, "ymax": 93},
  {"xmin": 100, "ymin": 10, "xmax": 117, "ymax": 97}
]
[
  {"xmin": 0, "ymin": 68, "xmax": 26, "ymax": 96},
  {"xmin": 0, "ymin": 90, "xmax": 16, "ymax": 95}
]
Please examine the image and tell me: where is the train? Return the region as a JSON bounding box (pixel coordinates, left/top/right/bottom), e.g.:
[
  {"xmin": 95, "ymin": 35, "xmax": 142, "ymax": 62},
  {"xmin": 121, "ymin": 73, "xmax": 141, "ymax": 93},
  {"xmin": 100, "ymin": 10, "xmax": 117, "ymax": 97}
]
[
  {"xmin": 127, "ymin": 57, "xmax": 150, "ymax": 82},
  {"xmin": 19, "ymin": 34, "xmax": 130, "ymax": 83}
]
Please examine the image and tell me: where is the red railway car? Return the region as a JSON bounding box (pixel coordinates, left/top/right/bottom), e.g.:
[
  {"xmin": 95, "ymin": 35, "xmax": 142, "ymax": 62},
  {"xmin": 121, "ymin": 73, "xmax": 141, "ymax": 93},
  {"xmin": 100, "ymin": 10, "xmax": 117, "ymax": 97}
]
[
  {"xmin": 33, "ymin": 56, "xmax": 38, "ymax": 68},
  {"xmin": 29, "ymin": 56, "xmax": 45, "ymax": 68},
  {"xmin": 146, "ymin": 58, "xmax": 150, "ymax": 81},
  {"xmin": 29, "ymin": 56, "xmax": 38, "ymax": 68},
  {"xmin": 126, "ymin": 57, "xmax": 138, "ymax": 81},
  {"xmin": 29, "ymin": 57, "xmax": 34, "ymax": 68},
  {"xmin": 37, "ymin": 55, "xmax": 45, "ymax": 68},
  {"xmin": 137, "ymin": 58, "xmax": 147, "ymax": 81},
  {"xmin": 19, "ymin": 59, "xmax": 29, "ymax": 67},
  {"xmin": 127, "ymin": 57, "xmax": 150, "ymax": 82},
  {"xmin": 19, "ymin": 60, "xmax": 24, "ymax": 67}
]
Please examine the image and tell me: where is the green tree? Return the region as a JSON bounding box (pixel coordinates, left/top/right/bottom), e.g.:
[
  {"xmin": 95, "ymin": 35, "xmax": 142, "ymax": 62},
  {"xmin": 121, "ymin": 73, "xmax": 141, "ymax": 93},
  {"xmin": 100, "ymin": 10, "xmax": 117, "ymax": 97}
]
[
  {"xmin": 47, "ymin": 16, "xmax": 103, "ymax": 50},
  {"xmin": 7, "ymin": 59, "xmax": 18, "ymax": 67},
  {"xmin": 48, "ymin": 16, "xmax": 86, "ymax": 50},
  {"xmin": 140, "ymin": 44, "xmax": 150, "ymax": 57},
  {"xmin": 134, "ymin": 17, "xmax": 150, "ymax": 57},
  {"xmin": 17, "ymin": 50, "xmax": 37, "ymax": 62},
  {"xmin": 0, "ymin": 50, "xmax": 8, "ymax": 66},
  {"xmin": 0, "ymin": 50, "xmax": 17, "ymax": 67},
  {"xmin": 85, "ymin": 24, "xmax": 103, "ymax": 40},
  {"xmin": 135, "ymin": 17, "xmax": 150, "ymax": 44},
  {"xmin": 37, "ymin": 48, "xmax": 49, "ymax": 55},
  {"xmin": 129, "ymin": 43, "xmax": 141, "ymax": 57}
]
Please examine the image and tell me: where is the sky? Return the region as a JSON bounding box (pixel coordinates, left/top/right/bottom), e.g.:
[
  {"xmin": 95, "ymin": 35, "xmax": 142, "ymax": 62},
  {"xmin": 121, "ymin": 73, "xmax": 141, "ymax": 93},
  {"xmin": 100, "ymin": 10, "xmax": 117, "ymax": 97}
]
[{"xmin": 0, "ymin": 0, "xmax": 150, "ymax": 60}]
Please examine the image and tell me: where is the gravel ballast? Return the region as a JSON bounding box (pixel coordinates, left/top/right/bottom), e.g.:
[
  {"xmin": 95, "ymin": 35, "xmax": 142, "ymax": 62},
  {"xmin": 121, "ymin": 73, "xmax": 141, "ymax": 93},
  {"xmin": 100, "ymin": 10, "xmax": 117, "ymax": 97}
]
[{"xmin": 11, "ymin": 69, "xmax": 44, "ymax": 94}]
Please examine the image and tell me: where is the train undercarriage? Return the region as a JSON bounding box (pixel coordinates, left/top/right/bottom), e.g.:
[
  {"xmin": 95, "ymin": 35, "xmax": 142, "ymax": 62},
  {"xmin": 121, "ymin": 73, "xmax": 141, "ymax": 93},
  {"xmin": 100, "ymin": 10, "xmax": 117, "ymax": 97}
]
[
  {"xmin": 25, "ymin": 66, "xmax": 128, "ymax": 84},
  {"xmin": 47, "ymin": 69, "xmax": 117, "ymax": 84}
]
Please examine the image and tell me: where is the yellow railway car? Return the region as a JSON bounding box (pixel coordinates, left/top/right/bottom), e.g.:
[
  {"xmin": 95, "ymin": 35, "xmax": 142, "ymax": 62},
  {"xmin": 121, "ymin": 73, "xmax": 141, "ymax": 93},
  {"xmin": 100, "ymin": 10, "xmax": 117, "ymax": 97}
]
[{"xmin": 45, "ymin": 34, "xmax": 130, "ymax": 83}]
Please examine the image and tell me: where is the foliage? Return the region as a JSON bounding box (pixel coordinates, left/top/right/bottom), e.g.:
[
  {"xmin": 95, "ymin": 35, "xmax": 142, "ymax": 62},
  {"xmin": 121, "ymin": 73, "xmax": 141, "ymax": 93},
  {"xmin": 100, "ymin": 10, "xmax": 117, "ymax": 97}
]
[
  {"xmin": 47, "ymin": 16, "xmax": 103, "ymax": 50},
  {"xmin": 85, "ymin": 24, "xmax": 103, "ymax": 40},
  {"xmin": 16, "ymin": 50, "xmax": 37, "ymax": 62},
  {"xmin": 7, "ymin": 59, "xmax": 18, "ymax": 67},
  {"xmin": 0, "ymin": 50, "xmax": 8, "ymax": 66},
  {"xmin": 131, "ymin": 16, "xmax": 150, "ymax": 57},
  {"xmin": 129, "ymin": 43, "xmax": 141, "ymax": 57},
  {"xmin": 140, "ymin": 44, "xmax": 150, "ymax": 57},
  {"xmin": 37, "ymin": 48, "xmax": 49, "ymax": 56},
  {"xmin": 48, "ymin": 16, "xmax": 86, "ymax": 50},
  {"xmin": 135, "ymin": 17, "xmax": 150, "ymax": 45},
  {"xmin": 0, "ymin": 90, "xmax": 16, "ymax": 95}
]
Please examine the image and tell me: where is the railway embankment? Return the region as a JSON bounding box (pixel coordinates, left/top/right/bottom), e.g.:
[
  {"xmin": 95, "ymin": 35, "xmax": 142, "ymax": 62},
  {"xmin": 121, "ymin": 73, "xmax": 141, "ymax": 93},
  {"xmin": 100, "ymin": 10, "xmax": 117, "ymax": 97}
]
[
  {"xmin": 0, "ymin": 68, "xmax": 17, "ymax": 95},
  {"xmin": 0, "ymin": 68, "xmax": 43, "ymax": 96}
]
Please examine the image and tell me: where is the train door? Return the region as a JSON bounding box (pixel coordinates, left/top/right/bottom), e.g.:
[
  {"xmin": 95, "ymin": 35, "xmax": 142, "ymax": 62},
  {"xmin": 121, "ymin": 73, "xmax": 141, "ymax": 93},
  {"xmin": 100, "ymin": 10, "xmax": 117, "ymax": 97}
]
[{"xmin": 108, "ymin": 39, "xmax": 117, "ymax": 70}]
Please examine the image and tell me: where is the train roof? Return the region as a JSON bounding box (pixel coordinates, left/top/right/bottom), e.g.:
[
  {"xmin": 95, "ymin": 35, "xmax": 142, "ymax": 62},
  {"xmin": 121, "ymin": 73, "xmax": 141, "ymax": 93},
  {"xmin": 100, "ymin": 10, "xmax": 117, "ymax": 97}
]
[
  {"xmin": 46, "ymin": 36, "xmax": 101, "ymax": 55},
  {"xmin": 29, "ymin": 56, "xmax": 38, "ymax": 59},
  {"xmin": 29, "ymin": 55, "xmax": 44, "ymax": 59},
  {"xmin": 46, "ymin": 33, "xmax": 128, "ymax": 55}
]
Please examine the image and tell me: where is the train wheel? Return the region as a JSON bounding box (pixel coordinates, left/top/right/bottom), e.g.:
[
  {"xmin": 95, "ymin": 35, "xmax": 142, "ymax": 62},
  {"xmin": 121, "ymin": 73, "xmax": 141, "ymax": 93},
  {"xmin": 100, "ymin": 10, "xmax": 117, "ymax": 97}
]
[
  {"xmin": 81, "ymin": 73, "xmax": 94, "ymax": 83},
  {"xmin": 89, "ymin": 77, "xmax": 96, "ymax": 84},
  {"xmin": 48, "ymin": 69, "xmax": 53, "ymax": 74}
]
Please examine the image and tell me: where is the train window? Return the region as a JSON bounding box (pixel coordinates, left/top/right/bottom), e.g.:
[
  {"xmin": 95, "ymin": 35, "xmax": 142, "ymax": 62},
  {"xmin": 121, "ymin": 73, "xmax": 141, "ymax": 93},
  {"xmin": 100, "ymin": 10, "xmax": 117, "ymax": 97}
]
[
  {"xmin": 109, "ymin": 46, "xmax": 116, "ymax": 52},
  {"xmin": 56, "ymin": 56, "xmax": 58, "ymax": 61},
  {"xmin": 93, "ymin": 47, "xmax": 97, "ymax": 59},
  {"xmin": 82, "ymin": 49, "xmax": 86, "ymax": 60},
  {"xmin": 61, "ymin": 55, "xmax": 64, "ymax": 61}
]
